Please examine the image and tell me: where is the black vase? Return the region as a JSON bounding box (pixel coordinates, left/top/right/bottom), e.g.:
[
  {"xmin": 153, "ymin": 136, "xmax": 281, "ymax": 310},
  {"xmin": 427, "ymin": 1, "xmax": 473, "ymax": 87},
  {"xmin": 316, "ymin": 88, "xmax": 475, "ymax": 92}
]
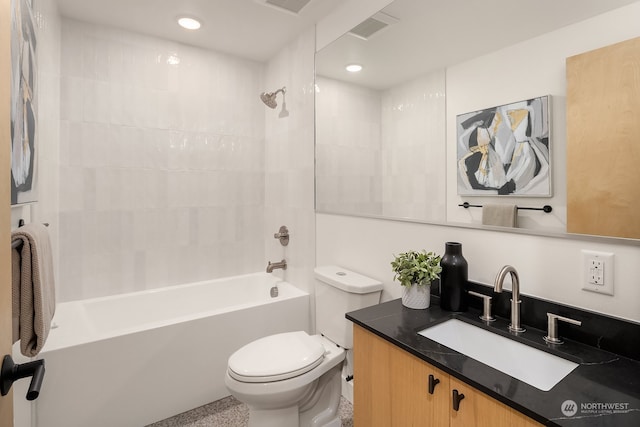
[{"xmin": 440, "ymin": 242, "xmax": 468, "ymax": 312}]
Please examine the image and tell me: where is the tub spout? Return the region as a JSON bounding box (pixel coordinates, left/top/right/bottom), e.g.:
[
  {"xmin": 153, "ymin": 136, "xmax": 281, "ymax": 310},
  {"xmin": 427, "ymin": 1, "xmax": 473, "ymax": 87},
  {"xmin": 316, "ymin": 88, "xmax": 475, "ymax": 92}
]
[{"xmin": 266, "ymin": 259, "xmax": 287, "ymax": 273}]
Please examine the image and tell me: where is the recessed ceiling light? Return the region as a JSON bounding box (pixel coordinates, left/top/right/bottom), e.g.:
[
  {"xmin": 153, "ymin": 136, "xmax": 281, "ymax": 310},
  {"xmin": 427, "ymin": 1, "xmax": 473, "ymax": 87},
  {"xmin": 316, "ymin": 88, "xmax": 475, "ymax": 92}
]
[
  {"xmin": 346, "ymin": 64, "xmax": 363, "ymax": 73},
  {"xmin": 178, "ymin": 17, "xmax": 201, "ymax": 30}
]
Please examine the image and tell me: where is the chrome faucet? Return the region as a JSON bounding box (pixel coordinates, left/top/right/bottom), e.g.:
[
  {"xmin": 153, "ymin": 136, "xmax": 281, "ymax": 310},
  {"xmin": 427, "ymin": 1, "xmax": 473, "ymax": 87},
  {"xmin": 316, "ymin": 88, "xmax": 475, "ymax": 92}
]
[
  {"xmin": 493, "ymin": 265, "xmax": 526, "ymax": 333},
  {"xmin": 266, "ymin": 259, "xmax": 287, "ymax": 273}
]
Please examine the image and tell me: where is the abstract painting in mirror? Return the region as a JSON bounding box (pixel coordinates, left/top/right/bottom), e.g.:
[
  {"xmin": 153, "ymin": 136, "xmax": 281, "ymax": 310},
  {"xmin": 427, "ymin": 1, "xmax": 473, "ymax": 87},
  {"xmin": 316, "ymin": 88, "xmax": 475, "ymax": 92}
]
[
  {"xmin": 456, "ymin": 95, "xmax": 550, "ymax": 197},
  {"xmin": 11, "ymin": 0, "xmax": 38, "ymax": 205}
]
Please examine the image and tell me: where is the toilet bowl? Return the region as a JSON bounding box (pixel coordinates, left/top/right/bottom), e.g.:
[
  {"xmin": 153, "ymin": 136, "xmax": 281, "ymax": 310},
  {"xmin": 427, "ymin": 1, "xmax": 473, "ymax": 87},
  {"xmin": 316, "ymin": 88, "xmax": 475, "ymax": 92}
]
[
  {"xmin": 225, "ymin": 266, "xmax": 382, "ymax": 427},
  {"xmin": 225, "ymin": 332, "xmax": 345, "ymax": 427}
]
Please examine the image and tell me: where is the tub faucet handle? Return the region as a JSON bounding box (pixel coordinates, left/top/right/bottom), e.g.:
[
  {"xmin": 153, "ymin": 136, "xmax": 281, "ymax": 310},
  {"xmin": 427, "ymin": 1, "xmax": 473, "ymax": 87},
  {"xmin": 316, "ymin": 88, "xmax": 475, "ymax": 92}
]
[{"xmin": 273, "ymin": 226, "xmax": 289, "ymax": 246}]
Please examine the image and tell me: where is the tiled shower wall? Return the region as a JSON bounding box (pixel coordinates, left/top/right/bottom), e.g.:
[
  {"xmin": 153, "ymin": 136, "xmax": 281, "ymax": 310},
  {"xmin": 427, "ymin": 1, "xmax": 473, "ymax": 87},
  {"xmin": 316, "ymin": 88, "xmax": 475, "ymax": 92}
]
[
  {"xmin": 263, "ymin": 28, "xmax": 317, "ymax": 302},
  {"xmin": 380, "ymin": 70, "xmax": 446, "ymax": 221},
  {"xmin": 58, "ymin": 19, "xmax": 266, "ymax": 301},
  {"xmin": 315, "ymin": 70, "xmax": 446, "ymax": 222},
  {"xmin": 315, "ymin": 76, "xmax": 382, "ymax": 215}
]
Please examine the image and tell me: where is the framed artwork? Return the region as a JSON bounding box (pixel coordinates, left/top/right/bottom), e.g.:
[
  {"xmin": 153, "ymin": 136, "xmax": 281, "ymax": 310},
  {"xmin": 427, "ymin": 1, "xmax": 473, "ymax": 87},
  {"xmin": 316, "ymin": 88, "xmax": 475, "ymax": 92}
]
[
  {"xmin": 10, "ymin": 0, "xmax": 38, "ymax": 205},
  {"xmin": 456, "ymin": 95, "xmax": 550, "ymax": 197}
]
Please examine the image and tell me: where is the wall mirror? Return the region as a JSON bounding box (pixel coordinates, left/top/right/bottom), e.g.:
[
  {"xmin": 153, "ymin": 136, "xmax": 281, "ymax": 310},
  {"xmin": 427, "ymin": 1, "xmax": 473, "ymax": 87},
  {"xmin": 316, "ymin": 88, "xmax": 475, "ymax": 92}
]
[{"xmin": 314, "ymin": 0, "xmax": 640, "ymax": 241}]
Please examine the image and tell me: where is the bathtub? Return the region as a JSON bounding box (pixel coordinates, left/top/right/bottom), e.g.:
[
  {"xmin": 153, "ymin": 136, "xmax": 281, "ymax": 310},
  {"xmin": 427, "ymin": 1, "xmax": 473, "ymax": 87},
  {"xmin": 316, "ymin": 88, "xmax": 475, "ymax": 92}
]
[{"xmin": 15, "ymin": 273, "xmax": 310, "ymax": 427}]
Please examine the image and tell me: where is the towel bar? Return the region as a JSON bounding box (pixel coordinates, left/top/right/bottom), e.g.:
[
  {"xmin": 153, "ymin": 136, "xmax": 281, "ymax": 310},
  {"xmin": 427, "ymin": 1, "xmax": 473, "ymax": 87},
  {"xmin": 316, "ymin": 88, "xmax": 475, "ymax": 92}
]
[
  {"xmin": 11, "ymin": 220, "xmax": 49, "ymax": 249},
  {"xmin": 458, "ymin": 202, "xmax": 552, "ymax": 213}
]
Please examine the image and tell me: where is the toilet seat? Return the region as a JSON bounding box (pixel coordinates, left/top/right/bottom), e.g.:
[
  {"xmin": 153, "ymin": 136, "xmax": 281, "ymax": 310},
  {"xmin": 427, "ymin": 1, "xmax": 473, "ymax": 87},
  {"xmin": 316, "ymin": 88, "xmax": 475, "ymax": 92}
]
[{"xmin": 228, "ymin": 331, "xmax": 326, "ymax": 383}]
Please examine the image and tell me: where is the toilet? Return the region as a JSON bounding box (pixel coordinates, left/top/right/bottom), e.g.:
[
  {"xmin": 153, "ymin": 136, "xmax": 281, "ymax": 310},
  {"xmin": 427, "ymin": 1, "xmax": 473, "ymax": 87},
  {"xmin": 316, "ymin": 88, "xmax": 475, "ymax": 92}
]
[{"xmin": 225, "ymin": 265, "xmax": 382, "ymax": 427}]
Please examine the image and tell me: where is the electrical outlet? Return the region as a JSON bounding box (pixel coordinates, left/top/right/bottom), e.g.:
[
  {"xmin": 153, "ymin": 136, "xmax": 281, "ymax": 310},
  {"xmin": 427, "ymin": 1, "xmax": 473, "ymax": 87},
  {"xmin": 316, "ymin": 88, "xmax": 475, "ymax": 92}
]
[
  {"xmin": 588, "ymin": 259, "xmax": 604, "ymax": 285},
  {"xmin": 582, "ymin": 250, "xmax": 614, "ymax": 295}
]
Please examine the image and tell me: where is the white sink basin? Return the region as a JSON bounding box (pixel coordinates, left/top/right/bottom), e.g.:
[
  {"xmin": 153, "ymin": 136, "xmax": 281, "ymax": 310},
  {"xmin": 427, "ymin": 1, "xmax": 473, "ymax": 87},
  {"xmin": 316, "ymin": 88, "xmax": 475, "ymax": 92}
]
[{"xmin": 418, "ymin": 319, "xmax": 578, "ymax": 391}]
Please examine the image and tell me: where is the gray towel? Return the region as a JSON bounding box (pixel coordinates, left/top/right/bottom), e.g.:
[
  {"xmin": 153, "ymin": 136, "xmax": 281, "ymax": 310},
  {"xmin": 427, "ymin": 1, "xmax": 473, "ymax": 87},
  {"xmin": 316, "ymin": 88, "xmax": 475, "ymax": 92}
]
[
  {"xmin": 12, "ymin": 223, "xmax": 56, "ymax": 357},
  {"xmin": 482, "ymin": 204, "xmax": 518, "ymax": 227}
]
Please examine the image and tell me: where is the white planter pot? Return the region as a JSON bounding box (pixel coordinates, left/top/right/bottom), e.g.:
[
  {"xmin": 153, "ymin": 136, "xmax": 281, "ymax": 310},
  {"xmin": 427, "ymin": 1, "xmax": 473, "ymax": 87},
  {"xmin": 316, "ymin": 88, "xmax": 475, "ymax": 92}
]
[{"xmin": 402, "ymin": 283, "xmax": 431, "ymax": 309}]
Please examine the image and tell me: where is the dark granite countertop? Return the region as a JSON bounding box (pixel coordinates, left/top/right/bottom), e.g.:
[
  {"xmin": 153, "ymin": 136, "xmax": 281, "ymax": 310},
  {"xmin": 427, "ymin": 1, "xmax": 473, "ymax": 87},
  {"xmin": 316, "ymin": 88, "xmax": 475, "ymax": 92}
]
[{"xmin": 346, "ymin": 299, "xmax": 640, "ymax": 427}]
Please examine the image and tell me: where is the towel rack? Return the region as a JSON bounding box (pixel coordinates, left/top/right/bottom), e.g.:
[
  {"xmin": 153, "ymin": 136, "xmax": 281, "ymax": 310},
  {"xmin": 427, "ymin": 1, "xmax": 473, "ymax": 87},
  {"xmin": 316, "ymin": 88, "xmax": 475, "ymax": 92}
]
[
  {"xmin": 458, "ymin": 202, "xmax": 552, "ymax": 213},
  {"xmin": 11, "ymin": 219, "xmax": 26, "ymax": 249},
  {"xmin": 12, "ymin": 220, "xmax": 49, "ymax": 249}
]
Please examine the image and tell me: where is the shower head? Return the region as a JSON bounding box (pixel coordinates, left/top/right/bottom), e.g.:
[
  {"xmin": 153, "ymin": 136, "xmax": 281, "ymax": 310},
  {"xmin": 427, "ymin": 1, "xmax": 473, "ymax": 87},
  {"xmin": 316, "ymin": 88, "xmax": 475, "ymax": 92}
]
[{"xmin": 260, "ymin": 87, "xmax": 286, "ymax": 109}]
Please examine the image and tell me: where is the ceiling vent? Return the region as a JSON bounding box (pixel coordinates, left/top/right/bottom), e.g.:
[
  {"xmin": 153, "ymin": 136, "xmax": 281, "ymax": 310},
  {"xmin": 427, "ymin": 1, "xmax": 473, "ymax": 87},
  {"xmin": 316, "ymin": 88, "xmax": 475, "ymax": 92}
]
[
  {"xmin": 255, "ymin": 0, "xmax": 313, "ymax": 15},
  {"xmin": 348, "ymin": 12, "xmax": 399, "ymax": 40}
]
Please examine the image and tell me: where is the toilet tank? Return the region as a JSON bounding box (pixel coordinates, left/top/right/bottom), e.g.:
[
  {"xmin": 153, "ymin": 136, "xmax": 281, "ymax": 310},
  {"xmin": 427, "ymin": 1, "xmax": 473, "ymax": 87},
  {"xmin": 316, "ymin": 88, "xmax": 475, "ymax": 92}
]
[{"xmin": 314, "ymin": 265, "xmax": 383, "ymax": 349}]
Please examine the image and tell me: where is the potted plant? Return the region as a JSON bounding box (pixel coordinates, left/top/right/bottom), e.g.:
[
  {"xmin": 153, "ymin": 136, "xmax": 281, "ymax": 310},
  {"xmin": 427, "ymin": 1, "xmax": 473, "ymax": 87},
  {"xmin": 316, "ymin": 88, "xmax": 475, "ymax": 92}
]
[{"xmin": 391, "ymin": 250, "xmax": 442, "ymax": 309}]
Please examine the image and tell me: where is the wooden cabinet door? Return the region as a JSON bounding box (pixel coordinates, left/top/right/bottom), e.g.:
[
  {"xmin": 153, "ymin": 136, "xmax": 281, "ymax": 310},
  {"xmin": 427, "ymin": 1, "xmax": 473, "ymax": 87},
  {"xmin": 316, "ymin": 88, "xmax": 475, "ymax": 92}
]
[
  {"xmin": 354, "ymin": 325, "xmax": 392, "ymax": 426},
  {"xmin": 450, "ymin": 377, "xmax": 511, "ymax": 427},
  {"xmin": 388, "ymin": 342, "xmax": 449, "ymax": 426},
  {"xmin": 508, "ymin": 407, "xmax": 544, "ymax": 427},
  {"xmin": 449, "ymin": 377, "xmax": 542, "ymax": 427},
  {"xmin": 354, "ymin": 325, "xmax": 449, "ymax": 426}
]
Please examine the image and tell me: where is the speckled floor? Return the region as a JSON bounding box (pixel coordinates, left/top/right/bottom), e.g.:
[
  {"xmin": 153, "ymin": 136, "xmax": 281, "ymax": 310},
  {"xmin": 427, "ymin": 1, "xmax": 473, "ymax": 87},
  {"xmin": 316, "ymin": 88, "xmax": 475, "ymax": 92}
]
[{"xmin": 147, "ymin": 396, "xmax": 354, "ymax": 427}]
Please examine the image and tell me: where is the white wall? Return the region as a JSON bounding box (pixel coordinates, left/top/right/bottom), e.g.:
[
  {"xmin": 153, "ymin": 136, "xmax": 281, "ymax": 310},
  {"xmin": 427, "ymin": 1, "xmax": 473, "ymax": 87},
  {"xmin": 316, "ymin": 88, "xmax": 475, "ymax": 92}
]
[
  {"xmin": 55, "ymin": 20, "xmax": 266, "ymax": 301},
  {"xmin": 316, "ymin": 3, "xmax": 640, "ymax": 323}
]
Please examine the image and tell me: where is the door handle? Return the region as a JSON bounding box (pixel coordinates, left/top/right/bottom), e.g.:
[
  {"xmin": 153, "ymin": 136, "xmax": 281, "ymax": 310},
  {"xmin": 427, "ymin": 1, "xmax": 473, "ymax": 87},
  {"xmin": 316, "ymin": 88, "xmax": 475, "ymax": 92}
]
[{"xmin": 0, "ymin": 355, "xmax": 45, "ymax": 400}]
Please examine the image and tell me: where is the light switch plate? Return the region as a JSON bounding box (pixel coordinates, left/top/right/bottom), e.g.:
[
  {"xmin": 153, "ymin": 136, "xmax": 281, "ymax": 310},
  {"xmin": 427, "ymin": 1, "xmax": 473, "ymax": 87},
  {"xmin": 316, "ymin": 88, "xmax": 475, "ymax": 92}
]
[{"xmin": 581, "ymin": 250, "xmax": 614, "ymax": 295}]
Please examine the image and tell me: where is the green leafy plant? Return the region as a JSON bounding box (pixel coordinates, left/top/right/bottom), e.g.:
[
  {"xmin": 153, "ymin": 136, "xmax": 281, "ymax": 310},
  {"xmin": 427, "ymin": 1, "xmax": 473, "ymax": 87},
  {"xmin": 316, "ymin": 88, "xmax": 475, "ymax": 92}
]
[{"xmin": 391, "ymin": 250, "xmax": 442, "ymax": 287}]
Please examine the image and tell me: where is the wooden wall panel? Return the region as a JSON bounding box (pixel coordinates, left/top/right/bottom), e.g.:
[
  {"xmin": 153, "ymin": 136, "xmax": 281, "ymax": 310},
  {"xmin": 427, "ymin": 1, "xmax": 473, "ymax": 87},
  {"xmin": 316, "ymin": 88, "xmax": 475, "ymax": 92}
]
[{"xmin": 567, "ymin": 36, "xmax": 640, "ymax": 239}]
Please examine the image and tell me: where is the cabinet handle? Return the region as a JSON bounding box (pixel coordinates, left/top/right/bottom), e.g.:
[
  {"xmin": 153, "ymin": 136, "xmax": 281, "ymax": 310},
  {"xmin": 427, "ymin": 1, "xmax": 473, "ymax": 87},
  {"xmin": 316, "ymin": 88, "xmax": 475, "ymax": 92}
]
[
  {"xmin": 452, "ymin": 389, "xmax": 465, "ymax": 411},
  {"xmin": 428, "ymin": 374, "xmax": 440, "ymax": 394}
]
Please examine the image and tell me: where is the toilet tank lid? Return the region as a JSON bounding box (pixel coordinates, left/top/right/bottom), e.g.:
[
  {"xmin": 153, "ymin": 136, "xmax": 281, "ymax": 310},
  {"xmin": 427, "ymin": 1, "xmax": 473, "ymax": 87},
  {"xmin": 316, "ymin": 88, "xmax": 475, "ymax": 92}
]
[{"xmin": 314, "ymin": 265, "xmax": 383, "ymax": 294}]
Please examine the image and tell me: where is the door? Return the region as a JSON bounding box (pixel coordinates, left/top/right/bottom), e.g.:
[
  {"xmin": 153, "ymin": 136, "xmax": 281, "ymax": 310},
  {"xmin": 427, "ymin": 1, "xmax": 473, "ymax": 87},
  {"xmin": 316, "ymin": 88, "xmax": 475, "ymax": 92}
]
[
  {"xmin": 566, "ymin": 36, "xmax": 640, "ymax": 239},
  {"xmin": 1, "ymin": 0, "xmax": 14, "ymax": 425}
]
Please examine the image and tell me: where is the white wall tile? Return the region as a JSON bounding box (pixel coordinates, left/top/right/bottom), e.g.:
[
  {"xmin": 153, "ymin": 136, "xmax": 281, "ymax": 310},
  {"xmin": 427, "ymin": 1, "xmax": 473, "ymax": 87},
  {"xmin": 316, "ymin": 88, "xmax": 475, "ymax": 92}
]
[
  {"xmin": 54, "ymin": 19, "xmax": 266, "ymax": 301},
  {"xmin": 264, "ymin": 28, "xmax": 317, "ymax": 299}
]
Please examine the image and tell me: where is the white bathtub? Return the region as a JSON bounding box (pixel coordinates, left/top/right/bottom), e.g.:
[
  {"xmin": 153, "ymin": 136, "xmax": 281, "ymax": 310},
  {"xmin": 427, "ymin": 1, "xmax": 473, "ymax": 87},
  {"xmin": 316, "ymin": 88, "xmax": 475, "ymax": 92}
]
[{"xmin": 16, "ymin": 273, "xmax": 310, "ymax": 427}]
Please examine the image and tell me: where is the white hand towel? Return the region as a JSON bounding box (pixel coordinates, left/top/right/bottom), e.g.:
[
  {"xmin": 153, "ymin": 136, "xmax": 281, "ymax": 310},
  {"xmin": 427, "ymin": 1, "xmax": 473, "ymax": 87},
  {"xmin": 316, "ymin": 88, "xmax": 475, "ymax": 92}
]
[{"xmin": 482, "ymin": 204, "xmax": 518, "ymax": 228}]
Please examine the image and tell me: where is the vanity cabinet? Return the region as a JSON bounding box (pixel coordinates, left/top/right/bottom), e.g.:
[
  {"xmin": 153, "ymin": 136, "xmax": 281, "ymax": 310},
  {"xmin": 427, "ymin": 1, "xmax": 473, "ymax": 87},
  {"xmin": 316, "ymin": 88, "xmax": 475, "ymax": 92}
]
[{"xmin": 353, "ymin": 325, "xmax": 542, "ymax": 427}]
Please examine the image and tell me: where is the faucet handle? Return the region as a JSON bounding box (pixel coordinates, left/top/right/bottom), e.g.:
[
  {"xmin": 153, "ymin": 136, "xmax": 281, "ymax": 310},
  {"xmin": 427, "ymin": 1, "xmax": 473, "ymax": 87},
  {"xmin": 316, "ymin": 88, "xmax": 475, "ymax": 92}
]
[
  {"xmin": 468, "ymin": 291, "xmax": 495, "ymax": 322},
  {"xmin": 544, "ymin": 313, "xmax": 582, "ymax": 345},
  {"xmin": 273, "ymin": 226, "xmax": 289, "ymax": 246}
]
